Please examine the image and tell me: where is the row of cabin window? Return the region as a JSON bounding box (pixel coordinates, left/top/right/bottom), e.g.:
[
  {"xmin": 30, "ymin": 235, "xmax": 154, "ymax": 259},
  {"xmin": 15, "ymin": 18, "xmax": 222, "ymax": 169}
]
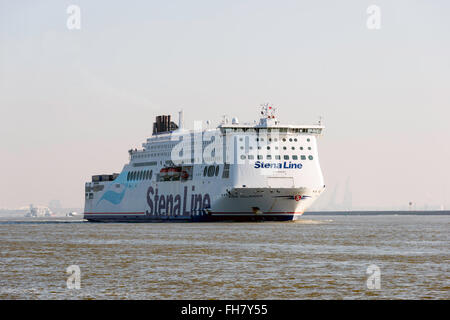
[
  {"xmin": 127, "ymin": 170, "xmax": 153, "ymax": 181},
  {"xmin": 241, "ymin": 137, "xmax": 311, "ymax": 142},
  {"xmin": 240, "ymin": 155, "xmax": 314, "ymax": 160},
  {"xmin": 132, "ymin": 152, "xmax": 171, "ymax": 158},
  {"xmin": 241, "ymin": 146, "xmax": 311, "ymax": 151}
]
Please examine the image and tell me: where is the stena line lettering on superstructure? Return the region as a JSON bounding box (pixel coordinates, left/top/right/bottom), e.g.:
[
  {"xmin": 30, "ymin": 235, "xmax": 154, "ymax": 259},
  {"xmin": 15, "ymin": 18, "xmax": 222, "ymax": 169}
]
[
  {"xmin": 254, "ymin": 161, "xmax": 303, "ymax": 169},
  {"xmin": 146, "ymin": 186, "xmax": 211, "ymax": 215}
]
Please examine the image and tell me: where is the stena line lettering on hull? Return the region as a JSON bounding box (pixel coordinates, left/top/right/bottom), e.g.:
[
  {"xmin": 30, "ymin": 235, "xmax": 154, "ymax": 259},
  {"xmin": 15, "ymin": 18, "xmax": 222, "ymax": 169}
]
[
  {"xmin": 83, "ymin": 104, "xmax": 326, "ymax": 222},
  {"xmin": 146, "ymin": 186, "xmax": 211, "ymax": 216}
]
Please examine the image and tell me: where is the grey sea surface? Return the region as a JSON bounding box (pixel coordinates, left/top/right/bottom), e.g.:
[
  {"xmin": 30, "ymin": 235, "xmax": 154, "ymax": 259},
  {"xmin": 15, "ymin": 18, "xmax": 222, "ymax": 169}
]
[{"xmin": 0, "ymin": 215, "xmax": 448, "ymax": 299}]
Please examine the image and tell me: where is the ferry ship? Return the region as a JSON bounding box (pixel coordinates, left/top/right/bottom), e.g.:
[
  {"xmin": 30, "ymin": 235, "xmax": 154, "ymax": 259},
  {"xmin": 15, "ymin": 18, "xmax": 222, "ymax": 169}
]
[{"xmin": 84, "ymin": 104, "xmax": 325, "ymax": 222}]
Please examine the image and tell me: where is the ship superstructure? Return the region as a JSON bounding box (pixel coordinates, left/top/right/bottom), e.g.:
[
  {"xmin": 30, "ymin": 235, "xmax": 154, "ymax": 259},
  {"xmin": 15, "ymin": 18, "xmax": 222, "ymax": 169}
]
[{"xmin": 84, "ymin": 104, "xmax": 325, "ymax": 222}]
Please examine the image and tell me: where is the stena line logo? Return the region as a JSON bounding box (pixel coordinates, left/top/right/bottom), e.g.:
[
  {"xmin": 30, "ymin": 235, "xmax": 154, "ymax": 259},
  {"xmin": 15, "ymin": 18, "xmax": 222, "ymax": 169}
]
[
  {"xmin": 146, "ymin": 186, "xmax": 211, "ymax": 215},
  {"xmin": 254, "ymin": 161, "xmax": 303, "ymax": 169}
]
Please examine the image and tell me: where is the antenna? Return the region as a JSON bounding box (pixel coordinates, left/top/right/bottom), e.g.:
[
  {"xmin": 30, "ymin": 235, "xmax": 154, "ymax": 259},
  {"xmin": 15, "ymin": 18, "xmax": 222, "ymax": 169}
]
[{"xmin": 178, "ymin": 110, "xmax": 184, "ymax": 129}]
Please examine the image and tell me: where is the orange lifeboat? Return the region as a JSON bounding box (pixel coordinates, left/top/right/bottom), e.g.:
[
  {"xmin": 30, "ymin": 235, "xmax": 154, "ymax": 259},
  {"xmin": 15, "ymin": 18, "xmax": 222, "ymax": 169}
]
[
  {"xmin": 168, "ymin": 167, "xmax": 181, "ymax": 180},
  {"xmin": 181, "ymin": 170, "xmax": 189, "ymax": 180},
  {"xmin": 160, "ymin": 167, "xmax": 169, "ymax": 180}
]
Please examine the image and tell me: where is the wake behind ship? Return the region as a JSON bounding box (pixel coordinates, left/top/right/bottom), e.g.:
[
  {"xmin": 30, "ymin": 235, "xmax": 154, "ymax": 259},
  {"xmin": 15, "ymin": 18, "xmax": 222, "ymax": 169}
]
[{"xmin": 84, "ymin": 104, "xmax": 325, "ymax": 222}]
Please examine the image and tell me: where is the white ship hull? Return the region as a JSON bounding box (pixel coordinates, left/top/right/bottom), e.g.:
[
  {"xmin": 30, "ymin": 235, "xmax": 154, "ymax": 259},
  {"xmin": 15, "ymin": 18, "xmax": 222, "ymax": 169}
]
[{"xmin": 84, "ymin": 106, "xmax": 325, "ymax": 222}]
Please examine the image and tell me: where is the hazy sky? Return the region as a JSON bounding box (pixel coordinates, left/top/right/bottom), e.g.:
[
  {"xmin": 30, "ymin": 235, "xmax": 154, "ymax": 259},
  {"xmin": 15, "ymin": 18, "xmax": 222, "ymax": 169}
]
[{"xmin": 1, "ymin": 0, "xmax": 449, "ymax": 210}]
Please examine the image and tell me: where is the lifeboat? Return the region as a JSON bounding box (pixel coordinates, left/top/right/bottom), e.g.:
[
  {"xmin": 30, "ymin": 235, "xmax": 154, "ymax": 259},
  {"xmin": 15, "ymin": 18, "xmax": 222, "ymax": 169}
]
[
  {"xmin": 181, "ymin": 170, "xmax": 189, "ymax": 180},
  {"xmin": 160, "ymin": 167, "xmax": 168, "ymax": 180},
  {"xmin": 168, "ymin": 167, "xmax": 181, "ymax": 180}
]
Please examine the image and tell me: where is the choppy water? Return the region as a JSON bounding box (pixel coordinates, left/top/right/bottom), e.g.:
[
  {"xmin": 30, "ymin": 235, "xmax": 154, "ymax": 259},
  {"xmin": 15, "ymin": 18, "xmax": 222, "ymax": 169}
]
[{"xmin": 0, "ymin": 215, "xmax": 448, "ymax": 299}]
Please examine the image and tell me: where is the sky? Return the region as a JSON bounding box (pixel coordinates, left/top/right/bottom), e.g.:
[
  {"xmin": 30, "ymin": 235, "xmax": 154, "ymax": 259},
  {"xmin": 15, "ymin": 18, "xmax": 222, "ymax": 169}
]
[{"xmin": 0, "ymin": 0, "xmax": 449, "ymax": 210}]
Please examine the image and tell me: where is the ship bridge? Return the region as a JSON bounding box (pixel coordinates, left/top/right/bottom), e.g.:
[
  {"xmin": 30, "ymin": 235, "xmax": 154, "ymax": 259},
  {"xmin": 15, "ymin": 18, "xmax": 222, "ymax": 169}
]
[{"xmin": 218, "ymin": 103, "xmax": 324, "ymax": 135}]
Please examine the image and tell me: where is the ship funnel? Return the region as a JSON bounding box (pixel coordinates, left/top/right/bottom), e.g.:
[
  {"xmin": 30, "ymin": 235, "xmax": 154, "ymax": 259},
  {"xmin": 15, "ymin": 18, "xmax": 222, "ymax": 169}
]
[{"xmin": 152, "ymin": 114, "xmax": 179, "ymax": 135}]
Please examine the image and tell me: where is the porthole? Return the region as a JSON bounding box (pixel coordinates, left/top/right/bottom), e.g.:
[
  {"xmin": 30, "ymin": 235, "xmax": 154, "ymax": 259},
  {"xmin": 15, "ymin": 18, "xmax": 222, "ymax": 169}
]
[
  {"xmin": 284, "ymin": 155, "xmax": 289, "ymax": 160},
  {"xmin": 308, "ymin": 155, "xmax": 314, "ymax": 160},
  {"xmin": 301, "ymin": 155, "xmax": 306, "ymax": 160},
  {"xmin": 292, "ymin": 155, "xmax": 298, "ymax": 160}
]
